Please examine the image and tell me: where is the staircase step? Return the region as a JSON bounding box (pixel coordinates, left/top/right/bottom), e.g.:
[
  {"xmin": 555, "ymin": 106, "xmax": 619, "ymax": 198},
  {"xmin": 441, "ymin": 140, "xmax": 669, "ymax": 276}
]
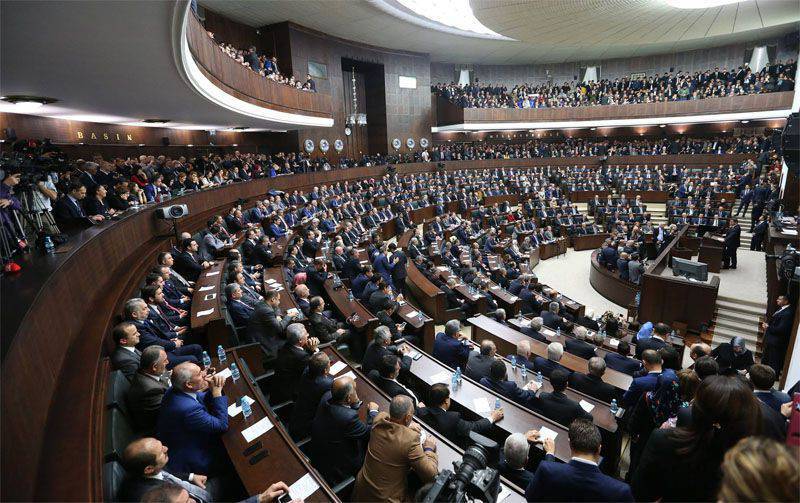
[
  {"xmin": 717, "ymin": 296, "xmax": 767, "ymax": 310},
  {"xmin": 715, "ymin": 309, "xmax": 762, "ymax": 324},
  {"xmin": 711, "ymin": 325, "xmax": 760, "ymax": 345},
  {"xmin": 714, "ymin": 317, "xmax": 760, "ymax": 333}
]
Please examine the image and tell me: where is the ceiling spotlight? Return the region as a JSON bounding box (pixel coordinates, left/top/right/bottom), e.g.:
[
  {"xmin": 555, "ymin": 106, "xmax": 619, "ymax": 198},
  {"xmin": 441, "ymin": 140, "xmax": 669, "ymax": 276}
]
[
  {"xmin": 659, "ymin": 124, "xmax": 666, "ymax": 128},
  {"xmin": 231, "ymin": 126, "xmax": 249, "ymax": 131},
  {"xmin": 142, "ymin": 118, "xmax": 171, "ymax": 124},
  {"xmin": 590, "ymin": 127, "xmax": 596, "ymax": 131},
  {"xmin": 232, "ymin": 144, "xmax": 238, "ymax": 147},
  {"xmin": 138, "ymin": 143, "xmax": 145, "ymax": 147},
  {"xmin": 187, "ymin": 144, "xmax": 193, "ymax": 147},
  {"xmin": 1, "ymin": 95, "xmax": 58, "ymax": 112},
  {"xmin": 741, "ymin": 120, "xmax": 750, "ymax": 124}
]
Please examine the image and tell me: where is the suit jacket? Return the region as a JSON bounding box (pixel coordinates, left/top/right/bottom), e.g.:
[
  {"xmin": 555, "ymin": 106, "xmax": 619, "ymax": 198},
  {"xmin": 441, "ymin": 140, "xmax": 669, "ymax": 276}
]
[
  {"xmin": 246, "ymin": 303, "xmax": 290, "ymax": 353},
  {"xmin": 634, "ymin": 336, "xmax": 667, "ymax": 359},
  {"xmin": 724, "ymin": 224, "xmax": 741, "ymax": 248},
  {"xmin": 497, "ymin": 457, "xmax": 535, "ymax": 491},
  {"xmin": 479, "ymin": 377, "xmax": 540, "ymax": 410},
  {"xmin": 540, "ymin": 311, "xmax": 569, "ymax": 331},
  {"xmin": 391, "ymin": 250, "xmax": 408, "ymax": 281},
  {"xmin": 226, "ymin": 299, "xmax": 254, "ymax": 328},
  {"xmin": 564, "ymin": 338, "xmax": 597, "ymax": 360},
  {"xmin": 361, "ymin": 342, "xmax": 411, "ymax": 377},
  {"xmin": 311, "ymin": 392, "xmax": 373, "ymax": 482},
  {"xmin": 132, "ymin": 319, "xmax": 177, "ymax": 353},
  {"xmin": 288, "ymin": 372, "xmax": 334, "ymax": 440},
  {"xmin": 353, "ymin": 412, "xmax": 438, "ymax": 503},
  {"xmin": 156, "ymin": 388, "xmax": 228, "ymax": 476},
  {"xmin": 755, "ymin": 389, "xmax": 792, "ymax": 413},
  {"xmin": 464, "ymin": 352, "xmax": 495, "ymax": 381},
  {"xmin": 432, "ymin": 332, "xmax": 471, "ymax": 370},
  {"xmin": 127, "ymin": 371, "xmax": 170, "ymax": 433},
  {"xmin": 342, "ymin": 256, "xmax": 361, "ymax": 281},
  {"xmin": 53, "ymin": 195, "xmax": 90, "ymax": 231},
  {"xmin": 604, "ymin": 352, "xmax": 641, "ymax": 376},
  {"xmin": 273, "ymin": 343, "xmax": 312, "ymax": 402},
  {"xmin": 764, "ymin": 306, "xmax": 794, "ymax": 348},
  {"xmin": 111, "ymin": 347, "xmax": 141, "ymax": 379},
  {"xmin": 621, "ymin": 371, "xmax": 661, "ymax": 408},
  {"xmin": 309, "ymin": 311, "xmax": 340, "ymax": 343},
  {"xmin": 532, "ymin": 356, "xmax": 572, "ymax": 379},
  {"xmin": 372, "ymin": 375, "xmax": 420, "ymax": 407},
  {"xmin": 537, "ymin": 391, "xmax": 593, "ymax": 426},
  {"xmin": 569, "ymin": 373, "xmax": 616, "ymax": 403},
  {"xmin": 417, "ymin": 406, "xmax": 491, "ymax": 445},
  {"xmin": 172, "ymin": 250, "xmax": 204, "ymax": 282},
  {"xmin": 526, "ymin": 454, "xmax": 633, "ymax": 502}
]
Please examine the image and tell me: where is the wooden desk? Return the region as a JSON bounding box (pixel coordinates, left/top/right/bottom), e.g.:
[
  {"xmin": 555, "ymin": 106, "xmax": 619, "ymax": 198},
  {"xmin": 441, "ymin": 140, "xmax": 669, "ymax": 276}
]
[
  {"xmin": 320, "ymin": 347, "xmax": 527, "ymax": 502},
  {"xmin": 572, "ymin": 233, "xmax": 610, "ymax": 251},
  {"xmin": 698, "ymin": 232, "xmax": 724, "ymax": 273},
  {"xmin": 589, "ymin": 250, "xmax": 638, "ymax": 308},
  {"xmin": 434, "ymin": 267, "xmax": 488, "ymax": 314},
  {"xmin": 468, "ymin": 315, "xmax": 632, "ymax": 393},
  {"xmin": 190, "ymin": 260, "xmax": 230, "ymax": 348},
  {"xmin": 539, "ymin": 239, "xmax": 567, "ymax": 260},
  {"xmin": 323, "ymin": 278, "xmax": 376, "ymax": 332},
  {"xmin": 263, "ymin": 267, "xmax": 301, "ymax": 315},
  {"xmin": 217, "ymin": 348, "xmax": 337, "ymax": 502}
]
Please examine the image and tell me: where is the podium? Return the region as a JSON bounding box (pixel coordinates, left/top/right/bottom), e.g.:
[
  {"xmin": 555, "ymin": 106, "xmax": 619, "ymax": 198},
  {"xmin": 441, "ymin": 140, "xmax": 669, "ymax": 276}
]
[{"xmin": 698, "ymin": 232, "xmax": 724, "ymax": 273}]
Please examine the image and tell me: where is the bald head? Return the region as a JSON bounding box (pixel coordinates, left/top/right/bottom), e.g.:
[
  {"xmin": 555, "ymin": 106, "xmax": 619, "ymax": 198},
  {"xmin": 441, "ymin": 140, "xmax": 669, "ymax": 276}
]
[
  {"xmin": 331, "ymin": 376, "xmax": 355, "ymax": 403},
  {"xmin": 389, "ymin": 395, "xmax": 414, "ymax": 424},
  {"xmin": 121, "ymin": 437, "xmax": 166, "ymax": 477}
]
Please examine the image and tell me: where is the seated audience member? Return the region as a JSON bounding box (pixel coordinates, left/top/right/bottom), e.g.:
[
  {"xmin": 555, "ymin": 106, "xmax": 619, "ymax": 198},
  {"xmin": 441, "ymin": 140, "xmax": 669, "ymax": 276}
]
[
  {"xmin": 525, "ymin": 419, "xmax": 633, "ymax": 502},
  {"xmin": 293, "ymin": 283, "xmax": 312, "ymax": 317},
  {"xmin": 288, "ymin": 352, "xmax": 333, "ymax": 440},
  {"xmin": 635, "ymin": 322, "xmax": 669, "ymax": 359},
  {"xmin": 311, "ymin": 376, "xmax": 379, "ymax": 483},
  {"xmin": 110, "ymin": 321, "xmax": 142, "ymax": 379},
  {"xmin": 361, "ymin": 326, "xmax": 411, "ymax": 377},
  {"xmin": 433, "ymin": 320, "xmax": 471, "ymax": 369},
  {"xmin": 748, "ymin": 363, "xmax": 791, "ymax": 413},
  {"xmin": 353, "ymin": 395, "xmax": 439, "ymax": 502},
  {"xmin": 417, "ymin": 383, "xmax": 500, "ymax": 445},
  {"xmin": 497, "ymin": 433, "xmax": 535, "ymax": 490},
  {"xmin": 307, "ymin": 296, "xmax": 350, "ymax": 344},
  {"xmin": 172, "ymin": 238, "xmax": 212, "ymax": 283},
  {"xmin": 603, "ymin": 340, "xmax": 641, "ymax": 376},
  {"xmin": 508, "ymin": 340, "xmax": 536, "ymax": 370},
  {"xmin": 224, "ymin": 283, "xmax": 254, "ymax": 327},
  {"xmin": 717, "ymin": 436, "xmax": 800, "ymax": 502},
  {"xmin": 156, "ymin": 362, "xmax": 229, "ymax": 477},
  {"xmin": 53, "ymin": 181, "xmax": 103, "ymax": 231},
  {"xmin": 688, "ymin": 342, "xmax": 712, "ymax": 368},
  {"xmin": 632, "ymin": 376, "xmax": 762, "ymax": 502},
  {"xmin": 540, "ymin": 302, "xmax": 569, "ymax": 331},
  {"xmin": 622, "ymin": 350, "xmax": 664, "ymax": 408},
  {"xmin": 569, "ymin": 356, "xmax": 617, "ymax": 403},
  {"xmin": 245, "ymin": 290, "xmax": 296, "ymax": 355},
  {"xmin": 465, "ymin": 340, "xmax": 497, "ymax": 381},
  {"xmin": 480, "ymin": 360, "xmax": 541, "ymax": 409},
  {"xmin": 137, "ymin": 478, "xmax": 293, "ymax": 503},
  {"xmin": 126, "ymin": 298, "xmax": 202, "ymax": 367},
  {"xmin": 272, "ymin": 323, "xmax": 319, "ymax": 403},
  {"xmin": 127, "ymin": 346, "xmax": 170, "ymax": 433},
  {"xmin": 711, "ymin": 336, "xmax": 754, "ymax": 372},
  {"xmin": 533, "ymin": 342, "xmax": 571, "ymax": 378},
  {"xmin": 537, "ymin": 368, "xmax": 593, "ymax": 426},
  {"xmin": 371, "ymin": 354, "xmax": 423, "ymax": 407},
  {"xmin": 520, "ymin": 316, "xmax": 548, "ymax": 342},
  {"xmin": 564, "ymin": 325, "xmax": 597, "ymax": 360}
]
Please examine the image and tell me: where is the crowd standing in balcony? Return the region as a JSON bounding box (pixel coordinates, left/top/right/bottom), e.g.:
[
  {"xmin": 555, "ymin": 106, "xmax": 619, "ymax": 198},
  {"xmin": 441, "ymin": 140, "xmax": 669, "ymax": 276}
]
[{"xmin": 433, "ymin": 60, "xmax": 796, "ymax": 109}]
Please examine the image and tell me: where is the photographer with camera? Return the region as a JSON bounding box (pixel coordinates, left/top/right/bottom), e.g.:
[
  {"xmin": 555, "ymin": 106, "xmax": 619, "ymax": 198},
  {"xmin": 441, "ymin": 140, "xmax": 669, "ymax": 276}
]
[{"xmin": 0, "ymin": 167, "xmax": 26, "ymax": 267}]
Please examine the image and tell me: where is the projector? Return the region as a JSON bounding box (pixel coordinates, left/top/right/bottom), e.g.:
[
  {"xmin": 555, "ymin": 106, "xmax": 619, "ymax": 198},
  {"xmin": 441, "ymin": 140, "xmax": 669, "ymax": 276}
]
[{"xmin": 155, "ymin": 204, "xmax": 189, "ymax": 219}]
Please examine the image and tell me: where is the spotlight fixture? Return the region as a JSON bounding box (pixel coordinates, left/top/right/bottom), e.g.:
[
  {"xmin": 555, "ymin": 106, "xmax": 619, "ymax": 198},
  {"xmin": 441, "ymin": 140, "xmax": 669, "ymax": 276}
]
[
  {"xmin": 142, "ymin": 118, "xmax": 171, "ymax": 124},
  {"xmin": 590, "ymin": 127, "xmax": 596, "ymax": 131},
  {"xmin": 659, "ymin": 124, "xmax": 666, "ymax": 128},
  {"xmin": 1, "ymin": 95, "xmax": 58, "ymax": 112},
  {"xmin": 741, "ymin": 120, "xmax": 750, "ymax": 124},
  {"xmin": 231, "ymin": 126, "xmax": 249, "ymax": 130}
]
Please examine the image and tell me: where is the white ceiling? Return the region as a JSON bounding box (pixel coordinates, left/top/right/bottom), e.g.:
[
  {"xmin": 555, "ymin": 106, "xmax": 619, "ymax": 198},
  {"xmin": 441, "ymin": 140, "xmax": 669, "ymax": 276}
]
[
  {"xmin": 199, "ymin": 0, "xmax": 799, "ymax": 64},
  {"xmin": 0, "ymin": 0, "xmax": 320, "ymax": 131}
]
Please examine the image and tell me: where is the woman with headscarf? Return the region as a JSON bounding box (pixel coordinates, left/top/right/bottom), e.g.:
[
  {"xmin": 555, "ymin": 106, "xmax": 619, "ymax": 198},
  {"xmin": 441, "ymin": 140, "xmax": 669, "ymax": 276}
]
[
  {"xmin": 710, "ymin": 336, "xmax": 754, "ymax": 373},
  {"xmin": 636, "ymin": 321, "xmax": 654, "ymax": 342}
]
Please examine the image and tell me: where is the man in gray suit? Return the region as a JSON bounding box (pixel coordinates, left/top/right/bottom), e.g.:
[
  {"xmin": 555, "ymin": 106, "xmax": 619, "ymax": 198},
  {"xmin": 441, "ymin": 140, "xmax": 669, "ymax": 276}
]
[
  {"xmin": 110, "ymin": 322, "xmax": 142, "ymax": 379},
  {"xmin": 628, "ymin": 253, "xmax": 645, "ymax": 285},
  {"xmin": 127, "ymin": 346, "xmax": 171, "ymax": 433},
  {"xmin": 246, "ymin": 290, "xmax": 298, "ymax": 355},
  {"xmin": 465, "ymin": 340, "xmax": 497, "ymax": 381}
]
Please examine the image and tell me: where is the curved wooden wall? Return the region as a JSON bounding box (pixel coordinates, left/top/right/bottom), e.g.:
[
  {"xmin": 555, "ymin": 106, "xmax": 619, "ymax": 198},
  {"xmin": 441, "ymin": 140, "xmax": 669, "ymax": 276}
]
[
  {"xmin": 185, "ymin": 13, "xmax": 332, "ymax": 118},
  {"xmin": 0, "ymin": 153, "xmax": 754, "ymax": 501}
]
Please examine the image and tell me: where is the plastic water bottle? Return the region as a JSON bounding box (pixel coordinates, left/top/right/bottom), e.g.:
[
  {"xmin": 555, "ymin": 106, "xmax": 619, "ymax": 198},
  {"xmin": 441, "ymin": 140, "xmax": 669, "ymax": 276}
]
[
  {"xmin": 348, "ymin": 290, "xmax": 354, "ymax": 302},
  {"xmin": 556, "ymin": 327, "xmax": 561, "ymax": 338},
  {"xmin": 455, "ymin": 366, "xmax": 462, "ymax": 384},
  {"xmin": 217, "ymin": 345, "xmax": 227, "ymax": 363},
  {"xmin": 521, "ymin": 365, "xmax": 527, "ymax": 380},
  {"xmin": 495, "ymin": 397, "xmax": 501, "ymax": 410},
  {"xmin": 510, "ymin": 356, "xmax": 517, "ymax": 369},
  {"xmin": 418, "ymin": 312, "xmax": 424, "ymax": 323},
  {"xmin": 44, "ymin": 236, "xmax": 55, "ymax": 255},
  {"xmin": 536, "ymin": 371, "xmax": 543, "ymax": 385},
  {"xmin": 451, "ymin": 371, "xmax": 458, "ymax": 390},
  {"xmin": 230, "ymin": 363, "xmax": 241, "ymax": 382},
  {"xmin": 610, "ymin": 399, "xmax": 619, "ymax": 415},
  {"xmin": 202, "ymin": 351, "xmax": 212, "ymax": 368},
  {"xmin": 241, "ymin": 398, "xmax": 252, "ymax": 419}
]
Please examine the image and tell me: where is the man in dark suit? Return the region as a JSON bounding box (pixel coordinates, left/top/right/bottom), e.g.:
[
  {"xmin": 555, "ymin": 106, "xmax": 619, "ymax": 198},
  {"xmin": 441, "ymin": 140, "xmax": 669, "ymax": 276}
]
[
  {"xmin": 569, "ymin": 357, "xmax": 617, "ymax": 404},
  {"xmin": 497, "ymin": 433, "xmax": 536, "ymax": 490},
  {"xmin": 750, "ymin": 215, "xmax": 769, "ymax": 251},
  {"xmin": 519, "ymin": 316, "xmax": 548, "ymax": 343},
  {"xmin": 537, "ymin": 368, "xmax": 593, "ymax": 426},
  {"xmin": 433, "ymin": 320, "xmax": 471, "ymax": 370},
  {"xmin": 418, "ymin": 383, "xmax": 500, "ymax": 446},
  {"xmin": 621, "ymin": 350, "xmax": 663, "ymax": 408},
  {"xmin": 722, "ymin": 218, "xmax": 741, "ymax": 269},
  {"xmin": 52, "ymin": 182, "xmax": 103, "ymax": 232},
  {"xmin": 307, "ymin": 296, "xmax": 350, "ymax": 344},
  {"xmin": 368, "ymin": 279, "xmax": 396, "ymax": 314},
  {"xmin": 533, "ymin": 342, "xmax": 572, "ymax": 379},
  {"xmin": 525, "ymin": 419, "xmax": 633, "ymax": 501},
  {"xmin": 540, "ymin": 302, "xmax": 570, "ymax": 332},
  {"xmin": 749, "ymin": 363, "xmax": 791, "ymax": 413},
  {"xmin": 465, "ymin": 340, "xmax": 497, "ymax": 381},
  {"xmin": 361, "ymin": 326, "xmax": 411, "ymax": 377},
  {"xmin": 127, "ymin": 346, "xmax": 170, "ymax": 433},
  {"xmin": 245, "ymin": 290, "xmax": 297, "ymax": 355},
  {"xmin": 288, "ymin": 352, "xmax": 334, "ymax": 440},
  {"xmin": 760, "ymin": 296, "xmax": 794, "ymax": 375},
  {"xmin": 172, "ymin": 238, "xmax": 212, "ymax": 282},
  {"xmin": 126, "ymin": 298, "xmax": 202, "ymax": 368},
  {"xmin": 564, "ymin": 326, "xmax": 597, "ymax": 360},
  {"xmin": 310, "ymin": 376, "xmax": 379, "ymax": 483},
  {"xmin": 304, "ymin": 258, "xmax": 329, "ymax": 297},
  {"xmin": 331, "ymin": 246, "xmax": 347, "ymax": 272},
  {"xmin": 110, "ymin": 322, "xmax": 142, "ymax": 379},
  {"xmin": 389, "ymin": 243, "xmax": 408, "ymax": 296},
  {"xmin": 272, "ymin": 323, "xmax": 320, "ymax": 403},
  {"xmin": 341, "ymin": 248, "xmax": 361, "ymax": 281},
  {"xmin": 634, "ymin": 322, "xmax": 670, "ymax": 359},
  {"xmin": 224, "ymin": 283, "xmax": 255, "ymax": 328},
  {"xmin": 480, "ymin": 360, "xmax": 542, "ymax": 410},
  {"xmin": 370, "ymin": 354, "xmax": 423, "ymax": 407},
  {"xmin": 156, "ymin": 362, "xmax": 228, "ymax": 476}
]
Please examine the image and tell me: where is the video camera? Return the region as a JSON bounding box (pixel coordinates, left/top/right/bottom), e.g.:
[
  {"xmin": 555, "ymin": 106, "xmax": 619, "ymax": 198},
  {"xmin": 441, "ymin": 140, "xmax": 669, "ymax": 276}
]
[
  {"xmin": 420, "ymin": 432, "xmax": 501, "ymax": 503},
  {"xmin": 0, "ymin": 138, "xmax": 69, "ymax": 189}
]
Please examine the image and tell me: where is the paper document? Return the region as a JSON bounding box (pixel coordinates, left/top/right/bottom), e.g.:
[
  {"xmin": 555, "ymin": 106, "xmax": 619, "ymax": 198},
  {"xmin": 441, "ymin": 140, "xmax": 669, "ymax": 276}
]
[
  {"xmin": 217, "ymin": 367, "xmax": 232, "ymax": 380},
  {"xmin": 428, "ymin": 370, "xmax": 451, "ymax": 385},
  {"xmin": 196, "ymin": 308, "xmax": 215, "ymax": 317},
  {"xmin": 241, "ymin": 416, "xmax": 274, "ymax": 443},
  {"xmin": 508, "ymin": 296, "xmax": 519, "ymax": 302},
  {"xmin": 496, "ymin": 485, "xmax": 513, "ymax": 503},
  {"xmin": 227, "ymin": 396, "xmax": 255, "ymax": 417},
  {"xmin": 265, "ymin": 278, "xmax": 277, "ymax": 284},
  {"xmin": 406, "ymin": 310, "xmax": 419, "ymax": 318},
  {"xmin": 334, "ymin": 370, "xmax": 356, "ymax": 381},
  {"xmin": 490, "ymin": 285, "xmax": 500, "ymax": 290},
  {"xmin": 329, "ymin": 360, "xmax": 347, "ymax": 376},
  {"xmin": 205, "ymin": 271, "xmax": 220, "ymax": 277},
  {"xmin": 436, "ymin": 266, "xmax": 448, "ymax": 271},
  {"xmin": 473, "ymin": 397, "xmax": 492, "ymax": 415},
  {"xmin": 289, "ymin": 473, "xmax": 320, "ymax": 501},
  {"xmin": 608, "ymin": 338, "xmax": 620, "ymax": 348},
  {"xmin": 538, "ymin": 425, "xmax": 558, "ymax": 441},
  {"xmin": 286, "ymin": 308, "xmax": 299, "ymax": 317},
  {"xmin": 199, "ymin": 285, "xmax": 214, "ymax": 292},
  {"xmin": 579, "ymin": 400, "xmax": 595, "ymax": 413}
]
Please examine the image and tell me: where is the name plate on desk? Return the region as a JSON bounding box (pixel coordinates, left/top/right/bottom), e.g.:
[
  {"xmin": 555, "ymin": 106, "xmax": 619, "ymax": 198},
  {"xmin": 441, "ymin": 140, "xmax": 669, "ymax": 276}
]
[
  {"xmin": 204, "ymin": 293, "xmax": 216, "ymax": 301},
  {"xmin": 199, "ymin": 285, "xmax": 214, "ymax": 292},
  {"xmin": 205, "ymin": 271, "xmax": 220, "ymax": 277},
  {"xmin": 241, "ymin": 417, "xmax": 274, "ymax": 443}
]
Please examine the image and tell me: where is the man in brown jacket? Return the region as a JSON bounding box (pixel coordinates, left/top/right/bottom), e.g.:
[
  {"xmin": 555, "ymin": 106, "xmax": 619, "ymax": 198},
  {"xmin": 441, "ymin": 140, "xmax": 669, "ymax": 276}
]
[{"xmin": 353, "ymin": 395, "xmax": 439, "ymax": 502}]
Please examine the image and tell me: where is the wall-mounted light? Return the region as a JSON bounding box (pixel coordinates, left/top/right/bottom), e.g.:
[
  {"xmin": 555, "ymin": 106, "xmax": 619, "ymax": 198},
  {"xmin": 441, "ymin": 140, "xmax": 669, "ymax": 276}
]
[{"xmin": 741, "ymin": 120, "xmax": 750, "ymax": 124}]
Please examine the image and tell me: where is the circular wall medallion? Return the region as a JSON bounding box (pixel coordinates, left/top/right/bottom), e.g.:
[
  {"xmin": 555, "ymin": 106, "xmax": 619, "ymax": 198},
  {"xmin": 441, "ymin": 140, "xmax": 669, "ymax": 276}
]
[
  {"xmin": 344, "ymin": 126, "xmax": 352, "ymax": 136},
  {"xmin": 406, "ymin": 138, "xmax": 415, "ymax": 149},
  {"xmin": 303, "ymin": 139, "xmax": 315, "ymax": 152},
  {"xmin": 420, "ymin": 137, "xmax": 429, "ymax": 148},
  {"xmin": 392, "ymin": 138, "xmax": 401, "ymax": 150},
  {"xmin": 334, "ymin": 139, "xmax": 344, "ymax": 152},
  {"xmin": 319, "ymin": 139, "xmax": 330, "ymax": 152}
]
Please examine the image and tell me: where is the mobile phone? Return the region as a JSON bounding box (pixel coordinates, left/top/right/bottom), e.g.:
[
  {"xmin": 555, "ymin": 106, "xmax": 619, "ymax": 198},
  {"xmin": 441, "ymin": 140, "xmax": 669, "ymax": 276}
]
[
  {"xmin": 243, "ymin": 441, "xmax": 262, "ymax": 456},
  {"xmin": 278, "ymin": 493, "xmax": 292, "ymax": 503}
]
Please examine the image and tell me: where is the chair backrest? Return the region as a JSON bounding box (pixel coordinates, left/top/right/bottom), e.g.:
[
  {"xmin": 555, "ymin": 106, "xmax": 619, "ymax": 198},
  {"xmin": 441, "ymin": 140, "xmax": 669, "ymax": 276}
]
[
  {"xmin": 105, "ymin": 407, "xmax": 136, "ymax": 462},
  {"xmin": 106, "ymin": 370, "xmax": 132, "ymax": 417},
  {"xmin": 103, "ymin": 460, "xmax": 127, "ymax": 503}
]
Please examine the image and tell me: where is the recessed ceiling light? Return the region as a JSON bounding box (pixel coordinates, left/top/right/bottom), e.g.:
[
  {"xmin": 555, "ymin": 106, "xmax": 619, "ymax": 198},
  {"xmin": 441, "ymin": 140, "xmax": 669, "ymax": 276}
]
[
  {"xmin": 1, "ymin": 95, "xmax": 58, "ymax": 112},
  {"xmin": 659, "ymin": 124, "xmax": 666, "ymax": 128},
  {"xmin": 187, "ymin": 144, "xmax": 193, "ymax": 147},
  {"xmin": 590, "ymin": 127, "xmax": 596, "ymax": 131},
  {"xmin": 142, "ymin": 119, "xmax": 171, "ymax": 124},
  {"xmin": 232, "ymin": 144, "xmax": 238, "ymax": 147},
  {"xmin": 741, "ymin": 120, "xmax": 750, "ymax": 124},
  {"xmin": 231, "ymin": 126, "xmax": 249, "ymax": 131}
]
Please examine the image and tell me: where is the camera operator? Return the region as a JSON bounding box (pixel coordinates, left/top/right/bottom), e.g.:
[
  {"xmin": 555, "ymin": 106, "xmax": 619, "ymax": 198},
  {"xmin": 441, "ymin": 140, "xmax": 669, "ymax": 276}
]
[
  {"xmin": 27, "ymin": 169, "xmax": 60, "ymax": 234},
  {"xmin": 0, "ymin": 167, "xmax": 26, "ymax": 262}
]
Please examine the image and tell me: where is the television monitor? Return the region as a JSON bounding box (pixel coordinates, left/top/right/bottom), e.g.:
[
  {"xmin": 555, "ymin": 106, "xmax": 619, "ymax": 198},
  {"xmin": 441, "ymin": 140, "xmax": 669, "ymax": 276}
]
[{"xmin": 671, "ymin": 257, "xmax": 708, "ymax": 282}]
